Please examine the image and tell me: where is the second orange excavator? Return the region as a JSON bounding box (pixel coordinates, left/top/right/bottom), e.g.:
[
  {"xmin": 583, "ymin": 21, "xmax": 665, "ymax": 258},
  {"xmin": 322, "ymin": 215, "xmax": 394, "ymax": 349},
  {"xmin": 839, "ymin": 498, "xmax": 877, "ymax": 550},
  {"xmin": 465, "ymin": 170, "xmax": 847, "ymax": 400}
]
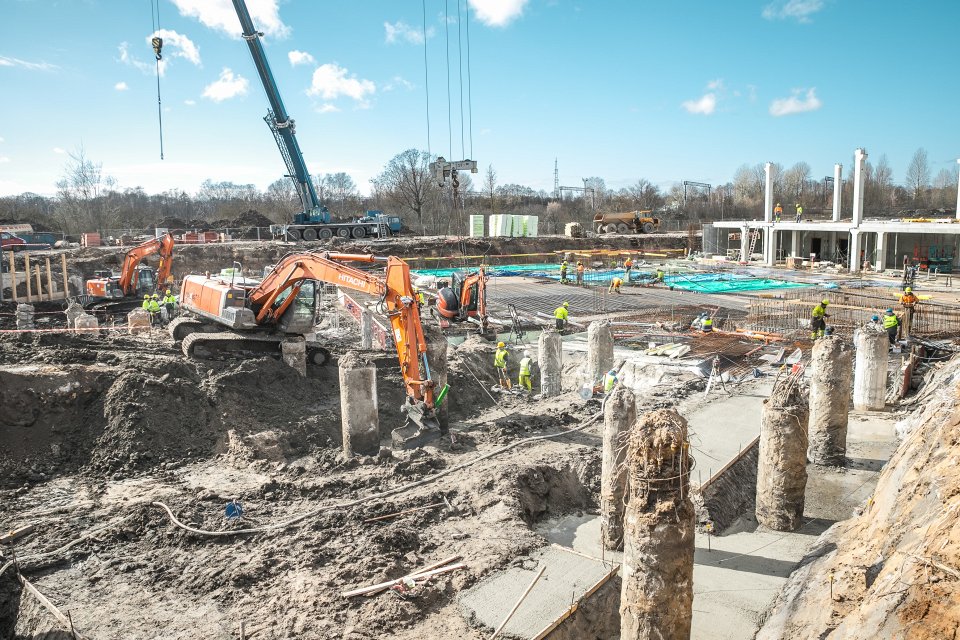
[
  {"xmin": 434, "ymin": 266, "xmax": 488, "ymax": 333},
  {"xmin": 84, "ymin": 233, "xmax": 175, "ymax": 306},
  {"xmin": 170, "ymin": 251, "xmax": 444, "ymax": 438}
]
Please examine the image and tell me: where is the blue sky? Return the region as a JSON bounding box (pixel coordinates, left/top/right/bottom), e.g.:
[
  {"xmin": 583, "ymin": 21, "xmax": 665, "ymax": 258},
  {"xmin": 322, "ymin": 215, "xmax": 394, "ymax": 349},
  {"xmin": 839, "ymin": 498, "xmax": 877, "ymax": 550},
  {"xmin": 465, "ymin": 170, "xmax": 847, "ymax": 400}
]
[{"xmin": 1, "ymin": 0, "xmax": 958, "ymax": 198}]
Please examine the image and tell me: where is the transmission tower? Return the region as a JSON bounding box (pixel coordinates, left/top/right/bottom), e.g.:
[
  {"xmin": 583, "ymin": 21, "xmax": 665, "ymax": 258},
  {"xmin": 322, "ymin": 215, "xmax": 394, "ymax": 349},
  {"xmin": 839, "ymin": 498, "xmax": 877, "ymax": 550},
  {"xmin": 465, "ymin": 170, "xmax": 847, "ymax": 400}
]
[{"xmin": 553, "ymin": 158, "xmax": 559, "ymax": 199}]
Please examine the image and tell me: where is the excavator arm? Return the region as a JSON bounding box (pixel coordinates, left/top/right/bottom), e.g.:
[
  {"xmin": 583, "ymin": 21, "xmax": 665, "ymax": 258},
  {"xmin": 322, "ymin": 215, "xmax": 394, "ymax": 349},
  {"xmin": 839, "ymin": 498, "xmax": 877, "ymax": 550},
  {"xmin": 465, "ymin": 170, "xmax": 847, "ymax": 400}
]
[
  {"xmin": 247, "ymin": 252, "xmax": 437, "ymax": 411},
  {"xmin": 117, "ymin": 233, "xmax": 176, "ymax": 295}
]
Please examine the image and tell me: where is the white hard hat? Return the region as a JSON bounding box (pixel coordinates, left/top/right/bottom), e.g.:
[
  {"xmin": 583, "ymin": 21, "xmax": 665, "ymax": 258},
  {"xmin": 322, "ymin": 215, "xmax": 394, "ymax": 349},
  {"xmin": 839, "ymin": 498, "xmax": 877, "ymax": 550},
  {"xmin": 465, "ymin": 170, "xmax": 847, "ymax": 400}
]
[{"xmin": 523, "ymin": 350, "xmax": 531, "ymax": 357}]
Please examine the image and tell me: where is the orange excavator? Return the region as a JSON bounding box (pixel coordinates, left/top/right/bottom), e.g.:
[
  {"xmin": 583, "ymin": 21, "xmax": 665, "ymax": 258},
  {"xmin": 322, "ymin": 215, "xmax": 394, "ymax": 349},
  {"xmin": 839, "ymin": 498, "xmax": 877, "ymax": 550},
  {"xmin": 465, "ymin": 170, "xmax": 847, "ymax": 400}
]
[
  {"xmin": 434, "ymin": 266, "xmax": 488, "ymax": 333},
  {"xmin": 170, "ymin": 251, "xmax": 443, "ymax": 436},
  {"xmin": 84, "ymin": 233, "xmax": 175, "ymax": 305}
]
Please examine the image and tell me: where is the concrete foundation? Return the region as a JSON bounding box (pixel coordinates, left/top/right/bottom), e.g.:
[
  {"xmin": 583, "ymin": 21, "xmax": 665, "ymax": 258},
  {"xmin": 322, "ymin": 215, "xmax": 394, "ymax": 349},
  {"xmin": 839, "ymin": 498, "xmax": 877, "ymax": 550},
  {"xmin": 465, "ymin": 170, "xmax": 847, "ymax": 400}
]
[
  {"xmin": 620, "ymin": 409, "xmax": 694, "ymax": 640},
  {"xmin": 756, "ymin": 378, "xmax": 809, "ymax": 531},
  {"xmin": 281, "ymin": 337, "xmax": 306, "ymax": 377},
  {"xmin": 808, "ymin": 337, "xmax": 852, "ymax": 465},
  {"xmin": 339, "ymin": 353, "xmax": 379, "ymax": 457},
  {"xmin": 586, "ymin": 320, "xmax": 613, "ymax": 387},
  {"xmin": 16, "ymin": 304, "xmax": 34, "ymax": 330},
  {"xmin": 127, "ymin": 308, "xmax": 151, "ymax": 334},
  {"xmin": 853, "ymin": 329, "xmax": 888, "ymax": 411},
  {"xmin": 359, "ymin": 309, "xmax": 373, "ymax": 349},
  {"xmin": 537, "ymin": 329, "xmax": 562, "ymax": 397},
  {"xmin": 600, "ymin": 386, "xmax": 636, "ymax": 551},
  {"xmin": 74, "ymin": 314, "xmax": 99, "ymax": 331}
]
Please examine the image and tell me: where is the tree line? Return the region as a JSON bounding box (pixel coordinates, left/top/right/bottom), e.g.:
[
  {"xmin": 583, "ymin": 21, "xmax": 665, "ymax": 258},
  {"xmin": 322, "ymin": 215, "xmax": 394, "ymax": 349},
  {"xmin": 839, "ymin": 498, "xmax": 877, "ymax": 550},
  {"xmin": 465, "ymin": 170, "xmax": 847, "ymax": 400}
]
[{"xmin": 0, "ymin": 147, "xmax": 955, "ymax": 237}]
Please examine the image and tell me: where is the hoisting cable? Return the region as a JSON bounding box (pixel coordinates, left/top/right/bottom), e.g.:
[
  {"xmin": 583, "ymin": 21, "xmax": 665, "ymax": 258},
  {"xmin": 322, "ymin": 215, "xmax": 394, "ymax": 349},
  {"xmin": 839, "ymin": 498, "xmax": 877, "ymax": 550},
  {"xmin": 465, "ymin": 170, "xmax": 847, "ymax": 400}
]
[
  {"xmin": 444, "ymin": 0, "xmax": 453, "ymax": 159},
  {"xmin": 465, "ymin": 0, "xmax": 474, "ymax": 159},
  {"xmin": 421, "ymin": 0, "xmax": 431, "ymax": 156},
  {"xmin": 457, "ymin": 0, "xmax": 466, "ymax": 159},
  {"xmin": 150, "ymin": 0, "xmax": 165, "ymax": 160}
]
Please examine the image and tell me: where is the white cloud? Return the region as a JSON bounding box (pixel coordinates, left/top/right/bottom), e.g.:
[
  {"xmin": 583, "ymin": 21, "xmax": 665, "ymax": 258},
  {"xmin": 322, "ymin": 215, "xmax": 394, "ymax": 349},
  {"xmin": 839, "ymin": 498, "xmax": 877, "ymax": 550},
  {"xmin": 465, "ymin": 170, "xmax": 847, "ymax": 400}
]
[
  {"xmin": 383, "ymin": 76, "xmax": 415, "ymax": 92},
  {"xmin": 288, "ymin": 50, "xmax": 316, "ymax": 66},
  {"xmin": 0, "ymin": 137, "xmax": 4, "ymax": 142},
  {"xmin": 0, "ymin": 157, "xmax": 10, "ymax": 164},
  {"xmin": 384, "ymin": 21, "xmax": 432, "ymax": 44},
  {"xmin": 171, "ymin": 0, "xmax": 290, "ymax": 38},
  {"xmin": 114, "ymin": 81, "xmax": 129, "ymax": 91},
  {"xmin": 468, "ymin": 0, "xmax": 529, "ymax": 27},
  {"xmin": 769, "ymin": 88, "xmax": 822, "ymax": 116},
  {"xmin": 202, "ymin": 68, "xmax": 249, "ymax": 102},
  {"xmin": 53, "ymin": 147, "xmax": 66, "ymax": 155},
  {"xmin": 307, "ymin": 64, "xmax": 375, "ymax": 104},
  {"xmin": 706, "ymin": 78, "xmax": 724, "ymax": 91},
  {"xmin": 316, "ymin": 104, "xmax": 340, "ymax": 114},
  {"xmin": 184, "ymin": 99, "xmax": 197, "ymax": 106},
  {"xmin": 682, "ymin": 93, "xmax": 717, "ymax": 115},
  {"xmin": 118, "ymin": 42, "xmax": 160, "ymax": 75},
  {"xmin": 762, "ymin": 0, "xmax": 824, "ymax": 23},
  {"xmin": 0, "ymin": 55, "xmax": 58, "ymax": 71},
  {"xmin": 147, "ymin": 29, "xmax": 201, "ymax": 66}
]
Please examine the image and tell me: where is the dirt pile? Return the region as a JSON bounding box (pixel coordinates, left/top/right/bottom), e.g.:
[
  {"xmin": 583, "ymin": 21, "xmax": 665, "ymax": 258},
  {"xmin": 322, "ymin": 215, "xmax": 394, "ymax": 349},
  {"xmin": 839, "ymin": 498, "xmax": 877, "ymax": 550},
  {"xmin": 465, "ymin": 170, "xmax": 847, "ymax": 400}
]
[{"xmin": 757, "ymin": 357, "xmax": 960, "ymax": 639}]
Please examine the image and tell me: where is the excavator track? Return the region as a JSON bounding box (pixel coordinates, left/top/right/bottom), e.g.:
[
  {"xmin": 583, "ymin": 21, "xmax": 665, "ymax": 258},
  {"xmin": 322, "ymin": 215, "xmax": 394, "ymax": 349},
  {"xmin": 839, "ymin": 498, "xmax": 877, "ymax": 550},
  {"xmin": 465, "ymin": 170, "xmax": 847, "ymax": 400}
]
[
  {"xmin": 181, "ymin": 330, "xmax": 330, "ymax": 365},
  {"xmin": 168, "ymin": 316, "xmax": 207, "ymax": 341}
]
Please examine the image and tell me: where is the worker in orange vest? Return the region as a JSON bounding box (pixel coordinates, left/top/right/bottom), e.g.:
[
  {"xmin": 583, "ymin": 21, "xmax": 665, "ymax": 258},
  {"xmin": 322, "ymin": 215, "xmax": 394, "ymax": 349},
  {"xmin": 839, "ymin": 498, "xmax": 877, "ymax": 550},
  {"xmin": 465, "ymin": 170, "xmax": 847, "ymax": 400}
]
[
  {"xmin": 576, "ymin": 261, "xmax": 585, "ymax": 286},
  {"xmin": 899, "ymin": 286, "xmax": 919, "ymax": 338}
]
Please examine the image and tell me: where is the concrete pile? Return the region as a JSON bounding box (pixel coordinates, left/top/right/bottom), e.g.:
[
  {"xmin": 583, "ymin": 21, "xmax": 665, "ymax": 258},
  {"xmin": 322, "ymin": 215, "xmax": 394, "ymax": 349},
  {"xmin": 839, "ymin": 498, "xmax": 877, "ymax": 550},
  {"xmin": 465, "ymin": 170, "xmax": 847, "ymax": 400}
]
[
  {"xmin": 808, "ymin": 336, "xmax": 852, "ymax": 465},
  {"xmin": 853, "ymin": 328, "xmax": 888, "ymax": 411},
  {"xmin": 756, "ymin": 376, "xmax": 810, "ymax": 531},
  {"xmin": 15, "ymin": 303, "xmax": 34, "ymax": 330},
  {"xmin": 338, "ymin": 351, "xmax": 379, "ymax": 457},
  {"xmin": 537, "ymin": 329, "xmax": 562, "ymax": 397},
  {"xmin": 600, "ymin": 386, "xmax": 637, "ymax": 550}
]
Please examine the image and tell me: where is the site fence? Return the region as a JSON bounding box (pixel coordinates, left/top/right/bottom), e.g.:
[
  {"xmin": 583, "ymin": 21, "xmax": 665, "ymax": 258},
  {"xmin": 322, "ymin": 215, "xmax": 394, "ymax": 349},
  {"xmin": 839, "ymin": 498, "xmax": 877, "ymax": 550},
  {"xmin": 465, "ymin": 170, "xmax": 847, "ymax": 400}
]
[{"xmin": 747, "ymin": 288, "xmax": 960, "ymax": 338}]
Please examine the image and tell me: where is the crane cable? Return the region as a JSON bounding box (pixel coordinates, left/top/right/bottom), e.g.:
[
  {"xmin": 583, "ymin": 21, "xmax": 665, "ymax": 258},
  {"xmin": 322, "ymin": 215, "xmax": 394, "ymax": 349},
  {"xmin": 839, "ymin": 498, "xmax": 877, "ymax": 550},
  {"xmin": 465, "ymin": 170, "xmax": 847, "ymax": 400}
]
[
  {"xmin": 150, "ymin": 0, "xmax": 165, "ymax": 160},
  {"xmin": 421, "ymin": 0, "xmax": 431, "ymax": 157}
]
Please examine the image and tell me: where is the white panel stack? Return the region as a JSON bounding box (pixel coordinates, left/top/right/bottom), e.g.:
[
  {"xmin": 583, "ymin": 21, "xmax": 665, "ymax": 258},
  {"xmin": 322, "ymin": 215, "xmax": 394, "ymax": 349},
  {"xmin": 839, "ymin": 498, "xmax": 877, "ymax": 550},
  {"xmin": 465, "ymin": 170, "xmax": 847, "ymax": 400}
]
[
  {"xmin": 526, "ymin": 215, "xmax": 539, "ymax": 237},
  {"xmin": 469, "ymin": 215, "xmax": 485, "ymax": 237}
]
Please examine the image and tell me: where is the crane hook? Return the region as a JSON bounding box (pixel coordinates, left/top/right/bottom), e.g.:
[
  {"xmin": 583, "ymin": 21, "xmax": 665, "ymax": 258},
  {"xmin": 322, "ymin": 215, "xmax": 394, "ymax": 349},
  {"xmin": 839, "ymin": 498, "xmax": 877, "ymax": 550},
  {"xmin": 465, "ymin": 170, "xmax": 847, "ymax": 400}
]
[{"xmin": 151, "ymin": 36, "xmax": 163, "ymax": 61}]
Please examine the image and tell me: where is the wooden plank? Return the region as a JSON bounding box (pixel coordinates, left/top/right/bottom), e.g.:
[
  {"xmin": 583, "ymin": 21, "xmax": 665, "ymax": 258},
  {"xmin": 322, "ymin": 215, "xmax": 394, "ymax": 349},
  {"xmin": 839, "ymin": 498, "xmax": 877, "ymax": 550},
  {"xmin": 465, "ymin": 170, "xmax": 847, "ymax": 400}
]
[
  {"xmin": 61, "ymin": 253, "xmax": 69, "ymax": 300},
  {"xmin": 35, "ymin": 264, "xmax": 43, "ymax": 301},
  {"xmin": 489, "ymin": 565, "xmax": 546, "ymax": 640},
  {"xmin": 18, "ymin": 574, "xmax": 89, "ymax": 639},
  {"xmin": 530, "ymin": 564, "xmax": 620, "ymax": 640},
  {"xmin": 698, "ymin": 435, "xmax": 761, "ymax": 493},
  {"xmin": 363, "ymin": 554, "xmax": 462, "ymax": 597},
  {"xmin": 0, "ymin": 524, "xmax": 36, "ymax": 544},
  {"xmin": 7, "ymin": 252, "xmax": 15, "ymax": 302},
  {"xmin": 45, "ymin": 257, "xmax": 54, "ymax": 300},
  {"xmin": 24, "ymin": 252, "xmax": 31, "ymax": 302},
  {"xmin": 342, "ymin": 562, "xmax": 465, "ymax": 598}
]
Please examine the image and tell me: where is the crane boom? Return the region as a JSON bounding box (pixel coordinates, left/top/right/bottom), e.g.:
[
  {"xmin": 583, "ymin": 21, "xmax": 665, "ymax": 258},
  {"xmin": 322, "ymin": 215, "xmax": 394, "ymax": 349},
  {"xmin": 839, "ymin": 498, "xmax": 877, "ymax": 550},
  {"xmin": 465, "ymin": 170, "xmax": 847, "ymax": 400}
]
[{"xmin": 231, "ymin": 0, "xmax": 323, "ymax": 217}]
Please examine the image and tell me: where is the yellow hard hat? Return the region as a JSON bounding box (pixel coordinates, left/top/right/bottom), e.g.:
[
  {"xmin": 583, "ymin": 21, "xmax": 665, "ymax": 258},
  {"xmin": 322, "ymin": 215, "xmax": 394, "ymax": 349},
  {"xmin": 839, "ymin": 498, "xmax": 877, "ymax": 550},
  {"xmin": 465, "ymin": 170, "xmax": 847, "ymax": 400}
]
[
  {"xmin": 497, "ymin": 341, "xmax": 505, "ymax": 348},
  {"xmin": 144, "ymin": 294, "xmax": 150, "ymax": 299},
  {"xmin": 152, "ymin": 293, "xmax": 159, "ymax": 299},
  {"xmin": 563, "ymin": 301, "xmax": 569, "ymax": 307},
  {"xmin": 821, "ymin": 299, "xmax": 829, "ymax": 305},
  {"xmin": 165, "ymin": 289, "xmax": 171, "ymax": 294},
  {"xmin": 905, "ymin": 287, "xmax": 912, "ymax": 293}
]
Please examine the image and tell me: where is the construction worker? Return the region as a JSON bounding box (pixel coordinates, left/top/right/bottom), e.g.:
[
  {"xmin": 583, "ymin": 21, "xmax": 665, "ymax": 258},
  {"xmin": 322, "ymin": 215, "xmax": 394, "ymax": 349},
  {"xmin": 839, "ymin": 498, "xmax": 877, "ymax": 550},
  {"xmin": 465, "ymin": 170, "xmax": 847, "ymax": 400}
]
[
  {"xmin": 608, "ymin": 277, "xmax": 623, "ymax": 294},
  {"xmin": 899, "ymin": 286, "xmax": 919, "ymax": 338},
  {"xmin": 795, "ymin": 202, "xmax": 803, "ymax": 223},
  {"xmin": 576, "ymin": 261, "xmax": 585, "ymax": 286},
  {"xmin": 147, "ymin": 293, "xmax": 162, "ymax": 325},
  {"xmin": 774, "ymin": 202, "xmax": 783, "ymax": 223},
  {"xmin": 518, "ymin": 350, "xmax": 533, "ymax": 393},
  {"xmin": 141, "ymin": 294, "xmax": 151, "ymax": 311},
  {"xmin": 623, "ymin": 257, "xmax": 634, "ymax": 281},
  {"xmin": 866, "ymin": 315, "xmax": 884, "ymax": 331},
  {"xmin": 559, "ymin": 259, "xmax": 569, "ymax": 283},
  {"xmin": 161, "ymin": 288, "xmax": 177, "ymax": 323},
  {"xmin": 811, "ymin": 299, "xmax": 829, "ymax": 339},
  {"xmin": 603, "ymin": 368, "xmax": 618, "ymax": 394},
  {"xmin": 655, "ymin": 268, "xmax": 665, "ymax": 283},
  {"xmin": 701, "ymin": 315, "xmax": 713, "ymax": 332},
  {"xmin": 883, "ymin": 308, "xmax": 901, "ymax": 345},
  {"xmin": 555, "ymin": 302, "xmax": 569, "ymax": 331},
  {"xmin": 690, "ymin": 312, "xmax": 707, "ymax": 331},
  {"xmin": 494, "ymin": 341, "xmax": 511, "ymax": 389}
]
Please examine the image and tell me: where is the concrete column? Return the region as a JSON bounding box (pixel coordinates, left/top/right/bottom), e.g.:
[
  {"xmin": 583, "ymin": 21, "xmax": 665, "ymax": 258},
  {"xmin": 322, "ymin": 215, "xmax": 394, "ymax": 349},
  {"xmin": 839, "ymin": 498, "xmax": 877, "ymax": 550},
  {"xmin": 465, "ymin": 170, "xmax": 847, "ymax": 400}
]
[
  {"xmin": 832, "ymin": 163, "xmax": 843, "ymax": 221},
  {"xmin": 852, "ymin": 148, "xmax": 867, "ymax": 227},
  {"xmin": 600, "ymin": 386, "xmax": 636, "ymax": 551},
  {"xmin": 853, "ymin": 329, "xmax": 888, "ymax": 411},
  {"xmin": 952, "ymin": 158, "xmax": 960, "ymax": 219},
  {"xmin": 702, "ymin": 224, "xmax": 718, "ymax": 256},
  {"xmin": 848, "ymin": 230, "xmax": 862, "ymax": 273},
  {"xmin": 756, "ymin": 378, "xmax": 809, "ymax": 531},
  {"xmin": 620, "ymin": 409, "xmax": 694, "ymax": 640},
  {"xmin": 281, "ymin": 337, "xmax": 306, "ymax": 376},
  {"xmin": 359, "ymin": 309, "xmax": 373, "ymax": 349},
  {"xmin": 65, "ymin": 301, "xmax": 85, "ymax": 328},
  {"xmin": 791, "ymin": 230, "xmax": 801, "ymax": 258},
  {"xmin": 586, "ymin": 320, "xmax": 614, "ymax": 387},
  {"xmin": 764, "ymin": 227, "xmax": 777, "ymax": 266},
  {"xmin": 763, "ymin": 162, "xmax": 774, "ymax": 223},
  {"xmin": 16, "ymin": 303, "xmax": 34, "ymax": 330},
  {"xmin": 740, "ymin": 225, "xmax": 749, "ymax": 262},
  {"xmin": 339, "ymin": 352, "xmax": 379, "ymax": 456},
  {"xmin": 537, "ymin": 329, "xmax": 562, "ymax": 398},
  {"xmin": 875, "ymin": 232, "xmax": 887, "ymax": 272},
  {"xmin": 808, "ymin": 336, "xmax": 852, "ymax": 466}
]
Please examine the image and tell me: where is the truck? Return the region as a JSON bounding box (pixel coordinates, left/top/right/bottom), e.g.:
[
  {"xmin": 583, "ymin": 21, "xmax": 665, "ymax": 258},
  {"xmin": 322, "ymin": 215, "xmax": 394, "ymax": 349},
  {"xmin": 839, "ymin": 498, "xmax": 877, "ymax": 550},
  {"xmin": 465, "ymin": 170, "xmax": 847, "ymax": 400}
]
[
  {"xmin": 229, "ymin": 0, "xmax": 398, "ymax": 242},
  {"xmin": 1, "ymin": 230, "xmax": 52, "ymax": 252},
  {"xmin": 593, "ymin": 210, "xmax": 660, "ymax": 235}
]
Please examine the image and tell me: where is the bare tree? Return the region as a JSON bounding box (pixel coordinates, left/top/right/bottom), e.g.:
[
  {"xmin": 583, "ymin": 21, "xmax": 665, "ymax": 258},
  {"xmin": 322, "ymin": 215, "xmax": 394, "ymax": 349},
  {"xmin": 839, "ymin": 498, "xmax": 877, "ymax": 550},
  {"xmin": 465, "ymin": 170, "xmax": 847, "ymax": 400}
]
[
  {"xmin": 326, "ymin": 172, "xmax": 358, "ymax": 216},
  {"xmin": 905, "ymin": 148, "xmax": 931, "ymax": 206},
  {"xmin": 54, "ymin": 147, "xmax": 119, "ymax": 233},
  {"xmin": 371, "ymin": 149, "xmax": 436, "ymax": 234},
  {"xmin": 625, "ymin": 178, "xmax": 664, "ymax": 210},
  {"xmin": 782, "ymin": 162, "xmax": 811, "ymax": 201},
  {"xmin": 484, "ymin": 164, "xmax": 497, "ymax": 213},
  {"xmin": 932, "ymin": 168, "xmax": 956, "ymax": 208}
]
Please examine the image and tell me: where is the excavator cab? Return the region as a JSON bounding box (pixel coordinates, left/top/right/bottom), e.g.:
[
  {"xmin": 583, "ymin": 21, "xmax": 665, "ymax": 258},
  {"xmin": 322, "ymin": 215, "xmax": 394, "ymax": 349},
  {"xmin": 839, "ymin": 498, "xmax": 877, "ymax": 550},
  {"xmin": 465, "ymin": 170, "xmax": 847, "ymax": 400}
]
[
  {"xmin": 132, "ymin": 265, "xmax": 157, "ymax": 296},
  {"xmin": 435, "ymin": 268, "xmax": 487, "ymax": 332},
  {"xmin": 275, "ymin": 281, "xmax": 317, "ymax": 334}
]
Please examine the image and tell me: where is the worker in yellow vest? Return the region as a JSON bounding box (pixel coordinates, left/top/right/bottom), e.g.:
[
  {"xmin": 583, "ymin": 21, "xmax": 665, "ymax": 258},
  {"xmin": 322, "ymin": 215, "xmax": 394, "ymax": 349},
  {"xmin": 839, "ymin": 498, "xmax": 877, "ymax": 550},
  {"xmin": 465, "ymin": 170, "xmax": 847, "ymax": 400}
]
[
  {"xmin": 882, "ymin": 308, "xmax": 900, "ymax": 345},
  {"xmin": 603, "ymin": 368, "xmax": 618, "ymax": 393},
  {"xmin": 609, "ymin": 277, "xmax": 623, "ymax": 294},
  {"xmin": 795, "ymin": 203, "xmax": 803, "ymax": 223},
  {"xmin": 701, "ymin": 316, "xmax": 713, "ymax": 332},
  {"xmin": 518, "ymin": 350, "xmax": 533, "ymax": 393},
  {"xmin": 811, "ymin": 299, "xmax": 829, "ymax": 339},
  {"xmin": 494, "ymin": 341, "xmax": 511, "ymax": 389},
  {"xmin": 559, "ymin": 260, "xmax": 569, "ymax": 284},
  {"xmin": 554, "ymin": 302, "xmax": 569, "ymax": 331}
]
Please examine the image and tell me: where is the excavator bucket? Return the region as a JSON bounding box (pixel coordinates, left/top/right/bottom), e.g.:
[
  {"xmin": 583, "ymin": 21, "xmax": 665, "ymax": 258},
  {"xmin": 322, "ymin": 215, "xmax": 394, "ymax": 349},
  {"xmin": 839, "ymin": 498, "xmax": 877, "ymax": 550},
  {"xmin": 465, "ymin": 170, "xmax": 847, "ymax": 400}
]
[{"xmin": 392, "ymin": 400, "xmax": 443, "ymax": 449}]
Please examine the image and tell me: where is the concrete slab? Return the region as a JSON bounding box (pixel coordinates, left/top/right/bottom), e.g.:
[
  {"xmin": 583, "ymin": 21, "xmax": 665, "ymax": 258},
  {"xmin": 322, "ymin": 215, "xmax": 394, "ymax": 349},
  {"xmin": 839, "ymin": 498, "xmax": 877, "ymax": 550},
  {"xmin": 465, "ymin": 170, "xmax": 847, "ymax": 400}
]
[{"xmin": 458, "ymin": 545, "xmax": 617, "ymax": 639}]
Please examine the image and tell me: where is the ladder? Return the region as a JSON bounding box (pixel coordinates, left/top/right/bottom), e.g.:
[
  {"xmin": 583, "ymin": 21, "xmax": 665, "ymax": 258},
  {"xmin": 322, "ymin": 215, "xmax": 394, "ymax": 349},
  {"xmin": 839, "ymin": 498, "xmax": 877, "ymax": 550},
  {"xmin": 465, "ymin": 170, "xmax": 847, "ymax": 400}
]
[
  {"xmin": 745, "ymin": 228, "xmax": 761, "ymax": 261},
  {"xmin": 507, "ymin": 304, "xmax": 524, "ymax": 344},
  {"xmin": 375, "ymin": 214, "xmax": 390, "ymax": 239}
]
